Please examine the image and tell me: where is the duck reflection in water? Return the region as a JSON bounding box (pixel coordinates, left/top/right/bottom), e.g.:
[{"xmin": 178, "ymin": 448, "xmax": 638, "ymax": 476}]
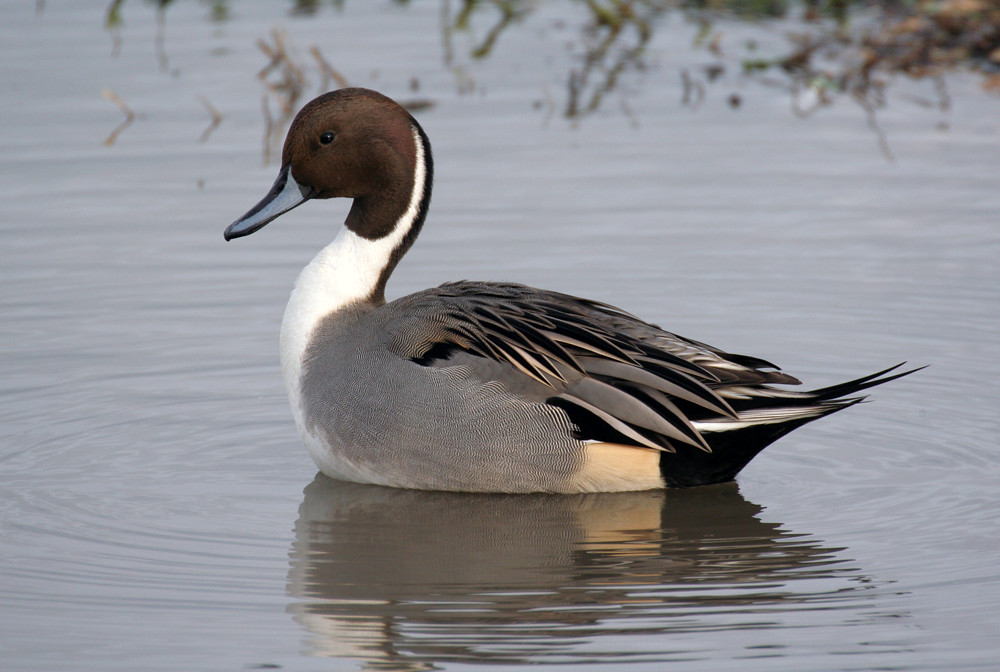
[{"xmin": 287, "ymin": 477, "xmax": 897, "ymax": 667}]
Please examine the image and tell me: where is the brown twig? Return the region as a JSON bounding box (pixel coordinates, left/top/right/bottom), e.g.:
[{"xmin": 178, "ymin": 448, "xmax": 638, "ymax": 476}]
[
  {"xmin": 261, "ymin": 94, "xmax": 275, "ymax": 165},
  {"xmin": 155, "ymin": 3, "xmax": 169, "ymax": 72},
  {"xmin": 197, "ymin": 94, "xmax": 223, "ymax": 143},
  {"xmin": 257, "ymin": 29, "xmax": 307, "ymax": 163},
  {"xmin": 310, "ymin": 46, "xmax": 349, "ymax": 91},
  {"xmin": 101, "ymin": 87, "xmax": 135, "ymax": 146}
]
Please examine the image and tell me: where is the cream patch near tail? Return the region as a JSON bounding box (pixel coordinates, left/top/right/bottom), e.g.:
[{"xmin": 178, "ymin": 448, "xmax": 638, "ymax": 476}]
[{"xmin": 567, "ymin": 442, "xmax": 665, "ymax": 493}]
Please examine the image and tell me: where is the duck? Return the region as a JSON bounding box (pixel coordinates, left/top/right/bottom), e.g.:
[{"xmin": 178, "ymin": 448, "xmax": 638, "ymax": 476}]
[{"xmin": 224, "ymin": 87, "xmax": 917, "ymax": 494}]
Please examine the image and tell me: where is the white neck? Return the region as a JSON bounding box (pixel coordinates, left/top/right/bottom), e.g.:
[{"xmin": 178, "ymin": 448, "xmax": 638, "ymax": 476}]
[{"xmin": 279, "ymin": 124, "xmax": 428, "ymax": 411}]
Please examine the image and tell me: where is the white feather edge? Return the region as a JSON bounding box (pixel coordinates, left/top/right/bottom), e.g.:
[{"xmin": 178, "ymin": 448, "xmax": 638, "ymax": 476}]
[{"xmin": 693, "ymin": 405, "xmax": 832, "ymax": 432}]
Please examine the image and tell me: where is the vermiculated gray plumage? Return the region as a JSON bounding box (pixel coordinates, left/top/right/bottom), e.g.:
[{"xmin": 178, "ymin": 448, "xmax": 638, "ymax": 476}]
[{"xmin": 300, "ymin": 281, "xmax": 917, "ymax": 491}]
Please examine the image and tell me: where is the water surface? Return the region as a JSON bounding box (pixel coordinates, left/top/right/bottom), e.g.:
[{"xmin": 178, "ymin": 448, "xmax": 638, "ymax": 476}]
[{"xmin": 1, "ymin": 2, "xmax": 998, "ymax": 670}]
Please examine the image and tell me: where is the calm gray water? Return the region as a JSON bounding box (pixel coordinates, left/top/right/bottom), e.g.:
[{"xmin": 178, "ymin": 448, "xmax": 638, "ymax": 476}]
[{"xmin": 1, "ymin": 2, "xmax": 998, "ymax": 670}]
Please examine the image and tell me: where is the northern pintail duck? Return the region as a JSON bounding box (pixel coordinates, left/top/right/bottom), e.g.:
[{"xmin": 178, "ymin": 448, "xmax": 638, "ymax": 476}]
[{"xmin": 225, "ymin": 88, "xmax": 916, "ymax": 493}]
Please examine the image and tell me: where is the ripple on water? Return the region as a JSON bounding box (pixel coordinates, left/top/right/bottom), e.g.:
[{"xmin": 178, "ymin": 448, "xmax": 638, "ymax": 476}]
[{"xmin": 3, "ymin": 479, "xmax": 289, "ymax": 607}]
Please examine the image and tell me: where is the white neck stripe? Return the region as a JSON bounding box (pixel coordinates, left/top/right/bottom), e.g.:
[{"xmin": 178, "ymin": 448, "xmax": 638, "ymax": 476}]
[
  {"xmin": 306, "ymin": 122, "xmax": 425, "ymax": 310},
  {"xmin": 280, "ymin": 123, "xmax": 427, "ymax": 410}
]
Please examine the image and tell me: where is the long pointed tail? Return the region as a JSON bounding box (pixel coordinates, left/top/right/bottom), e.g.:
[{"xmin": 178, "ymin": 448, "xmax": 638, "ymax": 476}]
[{"xmin": 659, "ymin": 363, "xmax": 923, "ymax": 487}]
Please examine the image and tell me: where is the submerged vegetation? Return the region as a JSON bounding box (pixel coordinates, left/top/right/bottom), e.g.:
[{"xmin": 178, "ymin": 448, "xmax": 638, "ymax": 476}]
[{"xmin": 92, "ymin": 0, "xmax": 1000, "ymax": 153}]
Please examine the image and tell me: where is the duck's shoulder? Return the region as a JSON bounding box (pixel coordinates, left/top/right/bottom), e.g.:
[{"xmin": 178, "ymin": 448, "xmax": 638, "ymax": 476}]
[
  {"xmin": 386, "ymin": 280, "xmax": 638, "ymax": 327},
  {"xmin": 377, "ymin": 280, "xmax": 799, "ymax": 391},
  {"xmin": 380, "ymin": 280, "xmax": 631, "ymax": 348},
  {"xmin": 376, "ymin": 281, "xmax": 703, "ymax": 384},
  {"xmin": 376, "ymin": 281, "xmax": 551, "ymax": 359}
]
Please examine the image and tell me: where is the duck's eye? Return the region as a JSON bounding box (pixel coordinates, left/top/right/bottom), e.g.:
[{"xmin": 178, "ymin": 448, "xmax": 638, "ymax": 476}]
[{"xmin": 319, "ymin": 132, "xmax": 335, "ymax": 145}]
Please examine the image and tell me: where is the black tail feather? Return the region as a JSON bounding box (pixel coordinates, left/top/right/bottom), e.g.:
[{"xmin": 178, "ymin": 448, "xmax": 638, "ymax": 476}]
[
  {"xmin": 658, "ymin": 405, "xmax": 848, "ymax": 487},
  {"xmin": 808, "ymin": 362, "xmax": 926, "ymax": 401},
  {"xmin": 659, "ymin": 364, "xmax": 922, "ymax": 488}
]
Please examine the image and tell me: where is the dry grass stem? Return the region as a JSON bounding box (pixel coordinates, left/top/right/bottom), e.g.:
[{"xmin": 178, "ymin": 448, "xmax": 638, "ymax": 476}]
[
  {"xmin": 101, "ymin": 87, "xmax": 135, "ymax": 146},
  {"xmin": 310, "ymin": 46, "xmax": 349, "ymax": 91},
  {"xmin": 197, "ymin": 95, "xmax": 223, "ymax": 143},
  {"xmin": 257, "ymin": 29, "xmax": 307, "ymax": 163}
]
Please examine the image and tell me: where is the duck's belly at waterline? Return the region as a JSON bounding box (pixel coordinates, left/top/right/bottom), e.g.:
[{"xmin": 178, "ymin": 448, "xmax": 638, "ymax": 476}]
[
  {"xmin": 288, "ymin": 354, "xmax": 666, "ymax": 493},
  {"xmin": 298, "ymin": 424, "xmax": 666, "ymax": 493}
]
